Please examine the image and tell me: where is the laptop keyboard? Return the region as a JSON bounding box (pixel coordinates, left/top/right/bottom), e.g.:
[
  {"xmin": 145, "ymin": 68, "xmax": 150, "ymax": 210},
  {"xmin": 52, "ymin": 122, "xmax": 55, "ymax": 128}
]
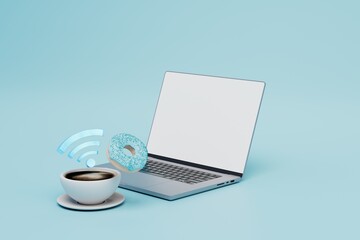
[{"xmin": 140, "ymin": 159, "xmax": 221, "ymax": 184}]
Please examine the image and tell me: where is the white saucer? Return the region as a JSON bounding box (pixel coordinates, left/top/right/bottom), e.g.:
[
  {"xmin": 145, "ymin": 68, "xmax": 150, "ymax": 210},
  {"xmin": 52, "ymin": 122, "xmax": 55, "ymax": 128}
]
[{"xmin": 57, "ymin": 192, "xmax": 125, "ymax": 211}]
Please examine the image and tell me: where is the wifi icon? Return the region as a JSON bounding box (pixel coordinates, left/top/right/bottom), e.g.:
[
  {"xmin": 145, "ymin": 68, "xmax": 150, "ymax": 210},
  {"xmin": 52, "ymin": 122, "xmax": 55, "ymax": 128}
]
[{"xmin": 57, "ymin": 129, "xmax": 104, "ymax": 168}]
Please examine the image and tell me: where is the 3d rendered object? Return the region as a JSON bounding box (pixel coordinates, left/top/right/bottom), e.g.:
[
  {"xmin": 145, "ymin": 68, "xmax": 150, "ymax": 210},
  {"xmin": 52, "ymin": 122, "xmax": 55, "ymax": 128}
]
[{"xmin": 108, "ymin": 133, "xmax": 148, "ymax": 172}]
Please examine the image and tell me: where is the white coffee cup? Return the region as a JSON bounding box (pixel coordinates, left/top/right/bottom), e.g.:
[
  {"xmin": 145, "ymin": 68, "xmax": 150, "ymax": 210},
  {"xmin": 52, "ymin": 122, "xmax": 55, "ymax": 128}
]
[{"xmin": 60, "ymin": 168, "xmax": 121, "ymax": 205}]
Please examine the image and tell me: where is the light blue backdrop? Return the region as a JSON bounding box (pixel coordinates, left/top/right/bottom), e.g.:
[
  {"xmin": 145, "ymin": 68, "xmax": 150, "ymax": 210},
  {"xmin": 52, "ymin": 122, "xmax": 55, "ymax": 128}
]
[{"xmin": 0, "ymin": 1, "xmax": 359, "ymax": 239}]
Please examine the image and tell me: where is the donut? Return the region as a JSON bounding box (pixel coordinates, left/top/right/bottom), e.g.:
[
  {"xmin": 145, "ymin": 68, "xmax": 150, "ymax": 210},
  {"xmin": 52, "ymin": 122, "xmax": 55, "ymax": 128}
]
[{"xmin": 107, "ymin": 133, "xmax": 148, "ymax": 172}]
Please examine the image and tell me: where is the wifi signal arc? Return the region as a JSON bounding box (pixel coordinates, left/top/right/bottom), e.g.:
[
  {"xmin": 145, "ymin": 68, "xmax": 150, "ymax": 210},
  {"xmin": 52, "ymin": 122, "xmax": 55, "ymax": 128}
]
[
  {"xmin": 77, "ymin": 150, "xmax": 98, "ymax": 163},
  {"xmin": 57, "ymin": 129, "xmax": 103, "ymax": 154},
  {"xmin": 68, "ymin": 141, "xmax": 100, "ymax": 158},
  {"xmin": 57, "ymin": 129, "xmax": 104, "ymax": 168}
]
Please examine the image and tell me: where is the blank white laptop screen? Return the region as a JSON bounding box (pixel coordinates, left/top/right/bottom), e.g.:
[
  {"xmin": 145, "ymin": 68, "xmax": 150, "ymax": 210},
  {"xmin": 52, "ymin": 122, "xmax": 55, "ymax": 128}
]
[{"xmin": 147, "ymin": 72, "xmax": 265, "ymax": 174}]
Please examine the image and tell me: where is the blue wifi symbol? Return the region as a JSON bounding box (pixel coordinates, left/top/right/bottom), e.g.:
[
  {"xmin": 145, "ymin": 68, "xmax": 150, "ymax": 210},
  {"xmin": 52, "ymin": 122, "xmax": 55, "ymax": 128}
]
[{"xmin": 57, "ymin": 129, "xmax": 104, "ymax": 168}]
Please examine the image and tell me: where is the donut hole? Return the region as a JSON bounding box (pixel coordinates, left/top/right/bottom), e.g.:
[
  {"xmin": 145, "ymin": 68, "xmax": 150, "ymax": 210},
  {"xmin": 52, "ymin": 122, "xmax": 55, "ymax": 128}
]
[{"xmin": 123, "ymin": 145, "xmax": 136, "ymax": 156}]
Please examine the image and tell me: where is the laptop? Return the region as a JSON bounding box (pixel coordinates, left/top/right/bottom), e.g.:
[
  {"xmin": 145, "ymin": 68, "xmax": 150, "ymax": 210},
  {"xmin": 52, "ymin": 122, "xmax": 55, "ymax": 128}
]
[{"xmin": 99, "ymin": 71, "xmax": 265, "ymax": 200}]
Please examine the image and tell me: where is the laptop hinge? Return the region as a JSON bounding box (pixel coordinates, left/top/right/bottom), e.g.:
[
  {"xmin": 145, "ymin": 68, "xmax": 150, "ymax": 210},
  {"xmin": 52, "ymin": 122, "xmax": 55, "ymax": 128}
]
[{"xmin": 148, "ymin": 153, "xmax": 243, "ymax": 177}]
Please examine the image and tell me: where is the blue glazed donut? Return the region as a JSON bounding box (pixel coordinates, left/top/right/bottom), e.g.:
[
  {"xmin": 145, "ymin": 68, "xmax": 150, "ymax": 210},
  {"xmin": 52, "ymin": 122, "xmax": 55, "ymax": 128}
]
[{"xmin": 107, "ymin": 133, "xmax": 148, "ymax": 172}]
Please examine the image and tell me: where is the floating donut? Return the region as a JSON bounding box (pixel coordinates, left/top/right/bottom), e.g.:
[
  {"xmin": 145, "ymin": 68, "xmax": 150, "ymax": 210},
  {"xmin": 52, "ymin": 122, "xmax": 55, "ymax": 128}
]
[{"xmin": 107, "ymin": 133, "xmax": 148, "ymax": 172}]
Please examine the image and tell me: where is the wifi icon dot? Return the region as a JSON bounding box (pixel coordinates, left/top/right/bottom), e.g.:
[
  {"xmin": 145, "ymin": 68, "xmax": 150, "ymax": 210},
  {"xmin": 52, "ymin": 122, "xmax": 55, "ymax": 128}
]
[{"xmin": 57, "ymin": 129, "xmax": 104, "ymax": 168}]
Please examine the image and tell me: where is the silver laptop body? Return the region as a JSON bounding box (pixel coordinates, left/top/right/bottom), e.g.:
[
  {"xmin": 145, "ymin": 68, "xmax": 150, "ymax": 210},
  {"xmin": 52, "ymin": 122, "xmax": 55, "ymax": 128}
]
[{"xmin": 99, "ymin": 72, "xmax": 265, "ymax": 200}]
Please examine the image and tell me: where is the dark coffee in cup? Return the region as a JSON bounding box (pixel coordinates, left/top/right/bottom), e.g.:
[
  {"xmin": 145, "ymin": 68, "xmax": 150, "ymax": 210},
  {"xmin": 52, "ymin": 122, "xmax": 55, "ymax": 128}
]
[{"xmin": 65, "ymin": 171, "xmax": 115, "ymax": 181}]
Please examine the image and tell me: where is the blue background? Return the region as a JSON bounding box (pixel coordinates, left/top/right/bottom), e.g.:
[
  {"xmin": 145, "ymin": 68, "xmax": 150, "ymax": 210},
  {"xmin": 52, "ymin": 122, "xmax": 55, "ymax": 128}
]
[{"xmin": 1, "ymin": 0, "xmax": 359, "ymax": 239}]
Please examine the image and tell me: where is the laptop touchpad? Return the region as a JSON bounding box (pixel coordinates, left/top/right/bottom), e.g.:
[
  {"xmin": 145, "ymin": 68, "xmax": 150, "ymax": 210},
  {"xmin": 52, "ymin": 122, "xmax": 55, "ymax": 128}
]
[{"xmin": 120, "ymin": 171, "xmax": 168, "ymax": 187}]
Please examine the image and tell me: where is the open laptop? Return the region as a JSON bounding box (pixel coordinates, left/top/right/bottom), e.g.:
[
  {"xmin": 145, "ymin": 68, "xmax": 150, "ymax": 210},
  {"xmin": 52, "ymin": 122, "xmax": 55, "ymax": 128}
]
[{"xmin": 99, "ymin": 71, "xmax": 265, "ymax": 200}]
